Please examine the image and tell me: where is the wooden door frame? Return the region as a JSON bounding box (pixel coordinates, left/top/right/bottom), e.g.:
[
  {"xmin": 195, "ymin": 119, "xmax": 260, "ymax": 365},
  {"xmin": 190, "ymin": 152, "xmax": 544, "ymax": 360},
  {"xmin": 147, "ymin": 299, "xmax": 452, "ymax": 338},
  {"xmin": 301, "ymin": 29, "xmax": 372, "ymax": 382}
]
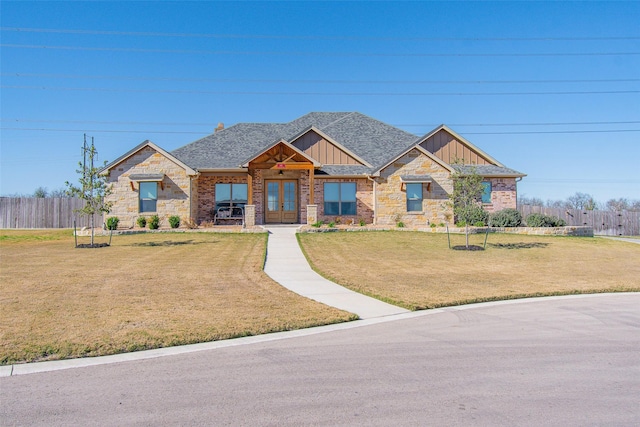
[{"xmin": 264, "ymin": 179, "xmax": 298, "ymax": 224}]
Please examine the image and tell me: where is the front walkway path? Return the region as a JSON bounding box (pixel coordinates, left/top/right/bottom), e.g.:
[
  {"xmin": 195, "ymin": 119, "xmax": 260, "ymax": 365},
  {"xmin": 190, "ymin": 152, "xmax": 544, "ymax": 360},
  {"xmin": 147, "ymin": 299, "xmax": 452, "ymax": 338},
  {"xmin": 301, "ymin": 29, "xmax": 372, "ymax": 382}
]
[{"xmin": 263, "ymin": 226, "xmax": 410, "ymax": 319}]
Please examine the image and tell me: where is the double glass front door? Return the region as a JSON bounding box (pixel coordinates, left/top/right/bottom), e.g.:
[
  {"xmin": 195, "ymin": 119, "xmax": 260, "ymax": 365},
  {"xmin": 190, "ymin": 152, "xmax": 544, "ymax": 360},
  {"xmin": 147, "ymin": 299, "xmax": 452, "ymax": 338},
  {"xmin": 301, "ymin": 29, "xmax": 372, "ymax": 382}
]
[{"xmin": 265, "ymin": 180, "xmax": 297, "ymax": 223}]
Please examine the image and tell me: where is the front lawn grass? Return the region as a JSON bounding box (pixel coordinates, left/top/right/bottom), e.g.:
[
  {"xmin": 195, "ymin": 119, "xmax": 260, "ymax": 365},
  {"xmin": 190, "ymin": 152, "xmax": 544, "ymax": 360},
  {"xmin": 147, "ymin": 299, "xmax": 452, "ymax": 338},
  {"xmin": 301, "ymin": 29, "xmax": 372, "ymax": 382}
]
[
  {"xmin": 298, "ymin": 232, "xmax": 640, "ymax": 310},
  {"xmin": 0, "ymin": 230, "xmax": 355, "ymax": 364}
]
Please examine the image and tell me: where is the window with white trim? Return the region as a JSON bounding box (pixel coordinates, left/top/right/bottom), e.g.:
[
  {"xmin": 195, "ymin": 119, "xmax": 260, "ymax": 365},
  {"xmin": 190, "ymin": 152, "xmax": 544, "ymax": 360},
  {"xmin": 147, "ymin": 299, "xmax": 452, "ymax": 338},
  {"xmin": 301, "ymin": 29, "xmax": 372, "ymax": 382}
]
[{"xmin": 139, "ymin": 182, "xmax": 158, "ymax": 212}]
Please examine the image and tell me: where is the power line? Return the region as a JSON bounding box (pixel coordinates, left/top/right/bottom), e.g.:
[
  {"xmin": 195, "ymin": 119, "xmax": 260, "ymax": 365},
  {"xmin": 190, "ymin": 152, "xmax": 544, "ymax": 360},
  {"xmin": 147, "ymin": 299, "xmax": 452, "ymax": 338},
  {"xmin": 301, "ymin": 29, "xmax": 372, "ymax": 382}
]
[
  {"xmin": 2, "ymin": 127, "xmax": 639, "ymax": 135},
  {"xmin": 3, "ymin": 44, "xmax": 639, "ymax": 57},
  {"xmin": 3, "ymin": 27, "xmax": 639, "ymax": 42},
  {"xmin": 3, "ymin": 85, "xmax": 639, "ymax": 96},
  {"xmin": 4, "ymin": 73, "xmax": 639, "ymax": 85},
  {"xmin": 3, "ymin": 118, "xmax": 639, "ymax": 128}
]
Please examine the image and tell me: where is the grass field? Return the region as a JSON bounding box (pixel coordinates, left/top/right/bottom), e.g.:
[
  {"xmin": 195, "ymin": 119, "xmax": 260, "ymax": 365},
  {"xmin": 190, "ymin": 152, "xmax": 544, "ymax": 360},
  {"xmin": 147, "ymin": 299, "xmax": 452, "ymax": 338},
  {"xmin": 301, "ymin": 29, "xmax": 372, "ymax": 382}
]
[
  {"xmin": 298, "ymin": 231, "xmax": 640, "ymax": 310},
  {"xmin": 0, "ymin": 230, "xmax": 355, "ymax": 364}
]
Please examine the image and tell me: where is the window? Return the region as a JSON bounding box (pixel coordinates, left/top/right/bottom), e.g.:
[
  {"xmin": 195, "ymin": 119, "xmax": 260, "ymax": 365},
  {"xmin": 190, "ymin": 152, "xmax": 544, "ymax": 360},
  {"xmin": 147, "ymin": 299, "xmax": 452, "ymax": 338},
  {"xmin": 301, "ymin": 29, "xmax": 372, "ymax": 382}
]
[
  {"xmin": 481, "ymin": 181, "xmax": 492, "ymax": 204},
  {"xmin": 215, "ymin": 183, "xmax": 248, "ymax": 211},
  {"xmin": 324, "ymin": 182, "xmax": 356, "ymax": 215},
  {"xmin": 406, "ymin": 183, "xmax": 423, "ymax": 212},
  {"xmin": 139, "ymin": 182, "xmax": 157, "ymax": 212}
]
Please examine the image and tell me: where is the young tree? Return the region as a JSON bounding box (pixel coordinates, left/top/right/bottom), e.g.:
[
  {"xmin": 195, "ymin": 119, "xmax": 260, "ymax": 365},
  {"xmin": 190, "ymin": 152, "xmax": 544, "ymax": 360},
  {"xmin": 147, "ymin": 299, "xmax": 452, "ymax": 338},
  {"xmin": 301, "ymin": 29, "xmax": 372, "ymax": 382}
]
[
  {"xmin": 449, "ymin": 165, "xmax": 486, "ymax": 249},
  {"xmin": 65, "ymin": 135, "xmax": 112, "ymax": 246}
]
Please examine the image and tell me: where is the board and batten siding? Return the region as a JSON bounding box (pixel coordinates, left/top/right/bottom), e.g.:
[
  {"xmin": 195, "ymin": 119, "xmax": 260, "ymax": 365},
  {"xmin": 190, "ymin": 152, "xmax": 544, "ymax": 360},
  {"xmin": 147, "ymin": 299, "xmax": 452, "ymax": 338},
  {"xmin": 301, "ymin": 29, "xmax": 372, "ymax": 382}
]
[
  {"xmin": 420, "ymin": 129, "xmax": 491, "ymax": 165},
  {"xmin": 292, "ymin": 130, "xmax": 361, "ymax": 165},
  {"xmin": 0, "ymin": 197, "xmax": 100, "ymax": 228}
]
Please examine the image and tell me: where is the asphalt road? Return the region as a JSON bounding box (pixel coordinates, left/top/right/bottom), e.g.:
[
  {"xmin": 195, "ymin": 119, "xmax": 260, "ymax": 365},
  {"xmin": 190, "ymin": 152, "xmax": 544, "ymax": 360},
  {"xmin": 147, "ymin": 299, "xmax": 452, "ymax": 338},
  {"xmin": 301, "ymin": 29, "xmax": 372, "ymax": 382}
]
[{"xmin": 2, "ymin": 294, "xmax": 639, "ymax": 426}]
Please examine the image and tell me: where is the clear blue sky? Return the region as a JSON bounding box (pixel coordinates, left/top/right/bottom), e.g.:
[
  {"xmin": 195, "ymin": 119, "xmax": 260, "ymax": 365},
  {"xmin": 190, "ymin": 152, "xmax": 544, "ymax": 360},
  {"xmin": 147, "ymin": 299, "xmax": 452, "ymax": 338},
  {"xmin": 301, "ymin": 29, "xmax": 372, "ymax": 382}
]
[{"xmin": 1, "ymin": 1, "xmax": 639, "ymax": 203}]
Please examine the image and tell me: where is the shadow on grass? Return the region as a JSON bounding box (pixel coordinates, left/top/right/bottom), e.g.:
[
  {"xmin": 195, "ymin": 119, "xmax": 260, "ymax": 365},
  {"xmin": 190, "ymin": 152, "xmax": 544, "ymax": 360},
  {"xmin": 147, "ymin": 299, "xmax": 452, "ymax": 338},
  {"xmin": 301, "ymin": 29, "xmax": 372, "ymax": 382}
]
[
  {"xmin": 128, "ymin": 240, "xmax": 216, "ymax": 247},
  {"xmin": 451, "ymin": 245, "xmax": 485, "ymax": 251},
  {"xmin": 488, "ymin": 242, "xmax": 550, "ymax": 249}
]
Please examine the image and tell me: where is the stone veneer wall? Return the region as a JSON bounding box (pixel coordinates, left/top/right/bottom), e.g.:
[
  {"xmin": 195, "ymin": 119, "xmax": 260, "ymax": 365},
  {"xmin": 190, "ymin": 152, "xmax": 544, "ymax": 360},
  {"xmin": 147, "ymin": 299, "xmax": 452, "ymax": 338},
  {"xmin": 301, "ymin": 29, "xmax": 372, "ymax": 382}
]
[
  {"xmin": 196, "ymin": 174, "xmax": 248, "ymax": 224},
  {"xmin": 313, "ymin": 178, "xmax": 373, "ymax": 224},
  {"xmin": 105, "ymin": 146, "xmax": 192, "ymax": 228},
  {"xmin": 376, "ymin": 148, "xmax": 453, "ymax": 227},
  {"xmin": 484, "ymin": 177, "xmax": 518, "ymax": 213}
]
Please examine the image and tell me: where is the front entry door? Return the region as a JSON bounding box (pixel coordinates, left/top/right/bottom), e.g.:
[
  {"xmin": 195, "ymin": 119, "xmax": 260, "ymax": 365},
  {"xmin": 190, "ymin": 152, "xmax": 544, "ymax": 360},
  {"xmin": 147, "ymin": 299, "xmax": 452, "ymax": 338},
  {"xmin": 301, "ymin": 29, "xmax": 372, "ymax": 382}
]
[{"xmin": 265, "ymin": 180, "xmax": 298, "ymax": 223}]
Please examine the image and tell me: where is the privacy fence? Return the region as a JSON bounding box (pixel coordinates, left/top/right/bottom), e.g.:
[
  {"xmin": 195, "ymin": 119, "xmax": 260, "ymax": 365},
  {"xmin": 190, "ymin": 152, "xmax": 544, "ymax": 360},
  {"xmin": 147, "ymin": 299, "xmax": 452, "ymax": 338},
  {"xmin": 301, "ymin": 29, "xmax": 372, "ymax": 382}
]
[
  {"xmin": 1, "ymin": 197, "xmax": 638, "ymax": 235},
  {"xmin": 518, "ymin": 205, "xmax": 639, "ymax": 236},
  {"xmin": 0, "ymin": 197, "xmax": 101, "ymax": 229}
]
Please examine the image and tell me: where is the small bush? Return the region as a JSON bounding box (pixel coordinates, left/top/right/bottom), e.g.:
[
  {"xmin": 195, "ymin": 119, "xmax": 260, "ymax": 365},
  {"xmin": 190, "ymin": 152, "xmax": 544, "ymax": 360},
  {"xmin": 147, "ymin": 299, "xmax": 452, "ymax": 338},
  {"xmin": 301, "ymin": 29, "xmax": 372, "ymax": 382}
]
[
  {"xmin": 311, "ymin": 220, "xmax": 324, "ymax": 228},
  {"xmin": 397, "ymin": 221, "xmax": 405, "ymax": 228},
  {"xmin": 359, "ymin": 218, "xmax": 366, "ymax": 227},
  {"xmin": 328, "ymin": 221, "xmax": 336, "ymax": 228},
  {"xmin": 183, "ymin": 218, "xmax": 199, "ymax": 229},
  {"xmin": 137, "ymin": 216, "xmax": 147, "ymax": 228},
  {"xmin": 456, "ymin": 205, "xmax": 488, "ymax": 227},
  {"xmin": 525, "ymin": 213, "xmax": 566, "ymax": 227},
  {"xmin": 489, "ymin": 208, "xmax": 522, "ymax": 227},
  {"xmin": 106, "ymin": 217, "xmax": 119, "ymax": 230},
  {"xmin": 148, "ymin": 215, "xmax": 160, "ymax": 230},
  {"xmin": 430, "ymin": 223, "xmax": 437, "ymax": 228},
  {"xmin": 168, "ymin": 215, "xmax": 180, "ymax": 229}
]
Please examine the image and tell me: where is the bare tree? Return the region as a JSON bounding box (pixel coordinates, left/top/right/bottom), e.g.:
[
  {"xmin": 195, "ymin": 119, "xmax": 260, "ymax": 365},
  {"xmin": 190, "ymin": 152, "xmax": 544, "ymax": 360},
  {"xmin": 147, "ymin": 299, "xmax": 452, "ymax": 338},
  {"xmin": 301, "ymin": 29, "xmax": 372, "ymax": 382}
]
[
  {"xmin": 605, "ymin": 198, "xmax": 629, "ymax": 212},
  {"xmin": 566, "ymin": 192, "xmax": 597, "ymax": 210}
]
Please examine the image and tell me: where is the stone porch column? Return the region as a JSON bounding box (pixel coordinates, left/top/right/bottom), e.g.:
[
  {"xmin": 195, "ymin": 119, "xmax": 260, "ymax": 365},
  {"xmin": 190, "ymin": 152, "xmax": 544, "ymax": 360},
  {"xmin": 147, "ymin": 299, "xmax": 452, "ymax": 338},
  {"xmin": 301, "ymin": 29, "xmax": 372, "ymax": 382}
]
[
  {"xmin": 244, "ymin": 205, "xmax": 256, "ymax": 227},
  {"xmin": 306, "ymin": 204, "xmax": 318, "ymax": 225}
]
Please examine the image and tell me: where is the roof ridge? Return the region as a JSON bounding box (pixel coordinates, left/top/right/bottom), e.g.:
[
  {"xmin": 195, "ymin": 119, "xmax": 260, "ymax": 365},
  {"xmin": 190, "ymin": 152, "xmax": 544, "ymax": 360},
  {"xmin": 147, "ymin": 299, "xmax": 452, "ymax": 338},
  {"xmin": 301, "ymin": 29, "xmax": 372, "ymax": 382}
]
[{"xmin": 317, "ymin": 112, "xmax": 356, "ymax": 130}]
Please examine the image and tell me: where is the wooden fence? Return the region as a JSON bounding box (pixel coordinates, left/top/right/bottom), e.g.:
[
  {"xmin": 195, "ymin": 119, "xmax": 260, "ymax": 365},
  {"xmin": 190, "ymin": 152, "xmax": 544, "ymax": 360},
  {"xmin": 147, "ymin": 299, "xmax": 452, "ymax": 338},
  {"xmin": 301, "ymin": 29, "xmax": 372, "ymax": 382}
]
[
  {"xmin": 518, "ymin": 205, "xmax": 639, "ymax": 236},
  {"xmin": 0, "ymin": 197, "xmax": 101, "ymax": 229}
]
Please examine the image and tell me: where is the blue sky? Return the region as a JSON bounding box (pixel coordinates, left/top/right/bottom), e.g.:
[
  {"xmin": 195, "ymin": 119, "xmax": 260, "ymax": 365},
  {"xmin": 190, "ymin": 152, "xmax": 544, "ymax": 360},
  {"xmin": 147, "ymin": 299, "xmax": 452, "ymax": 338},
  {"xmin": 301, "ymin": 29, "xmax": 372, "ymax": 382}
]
[{"xmin": 1, "ymin": 1, "xmax": 639, "ymax": 203}]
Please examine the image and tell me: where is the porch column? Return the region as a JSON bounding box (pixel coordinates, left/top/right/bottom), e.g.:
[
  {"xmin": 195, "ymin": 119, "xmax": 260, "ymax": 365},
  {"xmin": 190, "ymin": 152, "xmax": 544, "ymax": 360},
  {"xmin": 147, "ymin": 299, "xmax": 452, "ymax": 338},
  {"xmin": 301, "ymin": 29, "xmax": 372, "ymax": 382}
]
[
  {"xmin": 244, "ymin": 204, "xmax": 255, "ymax": 227},
  {"xmin": 247, "ymin": 172, "xmax": 253, "ymax": 205},
  {"xmin": 306, "ymin": 204, "xmax": 318, "ymax": 225},
  {"xmin": 309, "ymin": 167, "xmax": 314, "ymax": 204}
]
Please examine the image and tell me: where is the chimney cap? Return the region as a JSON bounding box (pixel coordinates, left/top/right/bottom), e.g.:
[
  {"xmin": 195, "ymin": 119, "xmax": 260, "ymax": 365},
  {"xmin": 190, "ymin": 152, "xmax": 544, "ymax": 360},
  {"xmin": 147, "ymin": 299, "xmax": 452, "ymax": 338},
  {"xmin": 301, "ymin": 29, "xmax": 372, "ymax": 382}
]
[{"xmin": 215, "ymin": 122, "xmax": 224, "ymax": 132}]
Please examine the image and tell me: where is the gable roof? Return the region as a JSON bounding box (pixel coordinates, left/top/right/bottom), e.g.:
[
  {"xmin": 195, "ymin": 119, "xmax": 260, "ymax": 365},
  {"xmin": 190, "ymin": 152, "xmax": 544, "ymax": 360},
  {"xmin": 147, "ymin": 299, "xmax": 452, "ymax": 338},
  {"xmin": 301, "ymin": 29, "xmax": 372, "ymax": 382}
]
[
  {"xmin": 241, "ymin": 139, "xmax": 321, "ymax": 167},
  {"xmin": 171, "ymin": 112, "xmax": 417, "ymax": 173},
  {"xmin": 371, "ymin": 144, "xmax": 455, "ymax": 176},
  {"xmin": 417, "ymin": 124, "xmax": 505, "ymax": 167},
  {"xmin": 100, "ymin": 140, "xmax": 197, "ymax": 176}
]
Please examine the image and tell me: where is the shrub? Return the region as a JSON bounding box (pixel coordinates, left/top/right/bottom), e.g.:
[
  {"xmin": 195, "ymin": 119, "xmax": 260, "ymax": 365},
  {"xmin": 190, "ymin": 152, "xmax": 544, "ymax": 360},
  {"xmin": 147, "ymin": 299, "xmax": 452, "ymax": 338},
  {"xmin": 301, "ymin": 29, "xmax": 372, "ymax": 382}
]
[
  {"xmin": 489, "ymin": 208, "xmax": 522, "ymax": 227},
  {"xmin": 106, "ymin": 217, "xmax": 119, "ymax": 230},
  {"xmin": 312, "ymin": 220, "xmax": 324, "ymax": 228},
  {"xmin": 137, "ymin": 216, "xmax": 147, "ymax": 228},
  {"xmin": 183, "ymin": 218, "xmax": 198, "ymax": 229},
  {"xmin": 455, "ymin": 205, "xmax": 488, "ymax": 227},
  {"xmin": 168, "ymin": 215, "xmax": 180, "ymax": 229},
  {"xmin": 148, "ymin": 215, "xmax": 160, "ymax": 230},
  {"xmin": 430, "ymin": 223, "xmax": 437, "ymax": 228},
  {"xmin": 328, "ymin": 221, "xmax": 336, "ymax": 228},
  {"xmin": 525, "ymin": 213, "xmax": 566, "ymax": 227},
  {"xmin": 359, "ymin": 218, "xmax": 366, "ymax": 227},
  {"xmin": 397, "ymin": 221, "xmax": 405, "ymax": 228}
]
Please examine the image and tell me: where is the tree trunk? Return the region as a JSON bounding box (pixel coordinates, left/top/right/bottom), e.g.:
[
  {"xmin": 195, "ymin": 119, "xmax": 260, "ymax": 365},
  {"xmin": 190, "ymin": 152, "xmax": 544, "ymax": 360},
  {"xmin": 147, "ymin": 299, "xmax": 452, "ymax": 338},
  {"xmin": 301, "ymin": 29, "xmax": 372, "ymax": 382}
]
[
  {"xmin": 465, "ymin": 223, "xmax": 469, "ymax": 248},
  {"xmin": 90, "ymin": 214, "xmax": 95, "ymax": 246}
]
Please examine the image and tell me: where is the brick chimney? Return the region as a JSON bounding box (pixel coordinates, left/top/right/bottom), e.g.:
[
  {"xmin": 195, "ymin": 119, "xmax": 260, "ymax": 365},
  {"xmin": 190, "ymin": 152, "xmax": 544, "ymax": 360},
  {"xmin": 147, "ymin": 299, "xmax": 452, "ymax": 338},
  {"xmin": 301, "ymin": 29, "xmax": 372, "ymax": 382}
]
[{"xmin": 215, "ymin": 122, "xmax": 224, "ymax": 133}]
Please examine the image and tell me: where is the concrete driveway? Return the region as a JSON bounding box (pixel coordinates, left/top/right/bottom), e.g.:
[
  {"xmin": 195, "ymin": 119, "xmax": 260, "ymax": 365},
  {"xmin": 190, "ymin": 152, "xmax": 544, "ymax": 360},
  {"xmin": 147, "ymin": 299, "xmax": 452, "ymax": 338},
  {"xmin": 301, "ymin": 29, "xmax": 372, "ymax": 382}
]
[{"xmin": 2, "ymin": 293, "xmax": 639, "ymax": 426}]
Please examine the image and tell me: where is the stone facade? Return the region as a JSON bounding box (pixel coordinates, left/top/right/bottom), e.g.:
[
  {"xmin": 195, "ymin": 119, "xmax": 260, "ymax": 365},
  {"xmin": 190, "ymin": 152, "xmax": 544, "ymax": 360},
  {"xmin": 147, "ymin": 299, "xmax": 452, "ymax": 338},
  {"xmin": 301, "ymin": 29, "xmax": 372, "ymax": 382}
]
[
  {"xmin": 105, "ymin": 146, "xmax": 192, "ymax": 228},
  {"xmin": 376, "ymin": 148, "xmax": 453, "ymax": 227},
  {"xmin": 484, "ymin": 178, "xmax": 518, "ymax": 213}
]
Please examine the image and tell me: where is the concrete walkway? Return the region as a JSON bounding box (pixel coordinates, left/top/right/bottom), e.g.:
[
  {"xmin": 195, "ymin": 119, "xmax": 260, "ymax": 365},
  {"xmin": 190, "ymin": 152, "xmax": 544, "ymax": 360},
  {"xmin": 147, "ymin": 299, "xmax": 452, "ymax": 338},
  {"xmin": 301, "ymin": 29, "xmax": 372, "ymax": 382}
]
[{"xmin": 263, "ymin": 226, "xmax": 410, "ymax": 319}]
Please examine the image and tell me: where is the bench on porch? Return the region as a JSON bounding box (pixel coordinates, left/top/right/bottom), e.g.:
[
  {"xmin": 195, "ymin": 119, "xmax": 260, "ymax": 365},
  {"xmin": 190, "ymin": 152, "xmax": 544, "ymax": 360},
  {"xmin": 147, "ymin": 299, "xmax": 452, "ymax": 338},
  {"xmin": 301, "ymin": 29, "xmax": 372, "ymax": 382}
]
[{"xmin": 213, "ymin": 206, "xmax": 245, "ymax": 226}]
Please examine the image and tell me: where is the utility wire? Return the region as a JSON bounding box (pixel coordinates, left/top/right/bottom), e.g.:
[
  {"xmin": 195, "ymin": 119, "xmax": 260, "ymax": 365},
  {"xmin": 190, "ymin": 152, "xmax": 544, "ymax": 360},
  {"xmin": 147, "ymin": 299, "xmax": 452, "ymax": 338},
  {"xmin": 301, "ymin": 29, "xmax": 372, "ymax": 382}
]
[
  {"xmin": 3, "ymin": 118, "xmax": 639, "ymax": 127},
  {"xmin": 2, "ymin": 27, "xmax": 639, "ymax": 42},
  {"xmin": 3, "ymin": 85, "xmax": 638, "ymax": 96},
  {"xmin": 3, "ymin": 73, "xmax": 639, "ymax": 85},
  {"xmin": 2, "ymin": 44, "xmax": 639, "ymax": 57},
  {"xmin": 2, "ymin": 127, "xmax": 639, "ymax": 135}
]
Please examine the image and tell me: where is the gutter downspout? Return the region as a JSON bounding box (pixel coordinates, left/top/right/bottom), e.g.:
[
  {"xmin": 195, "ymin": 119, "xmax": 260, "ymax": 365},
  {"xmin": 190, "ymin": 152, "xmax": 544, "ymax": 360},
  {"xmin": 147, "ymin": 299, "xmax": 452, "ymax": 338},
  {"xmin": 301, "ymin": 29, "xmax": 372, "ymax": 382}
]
[{"xmin": 515, "ymin": 176, "xmax": 523, "ymax": 208}]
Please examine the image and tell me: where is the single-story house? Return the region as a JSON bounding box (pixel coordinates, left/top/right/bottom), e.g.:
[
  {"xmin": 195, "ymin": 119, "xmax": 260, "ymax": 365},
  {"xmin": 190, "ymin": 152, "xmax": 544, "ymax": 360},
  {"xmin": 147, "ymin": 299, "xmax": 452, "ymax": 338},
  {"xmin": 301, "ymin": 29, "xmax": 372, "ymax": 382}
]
[{"xmin": 101, "ymin": 112, "xmax": 525, "ymax": 228}]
